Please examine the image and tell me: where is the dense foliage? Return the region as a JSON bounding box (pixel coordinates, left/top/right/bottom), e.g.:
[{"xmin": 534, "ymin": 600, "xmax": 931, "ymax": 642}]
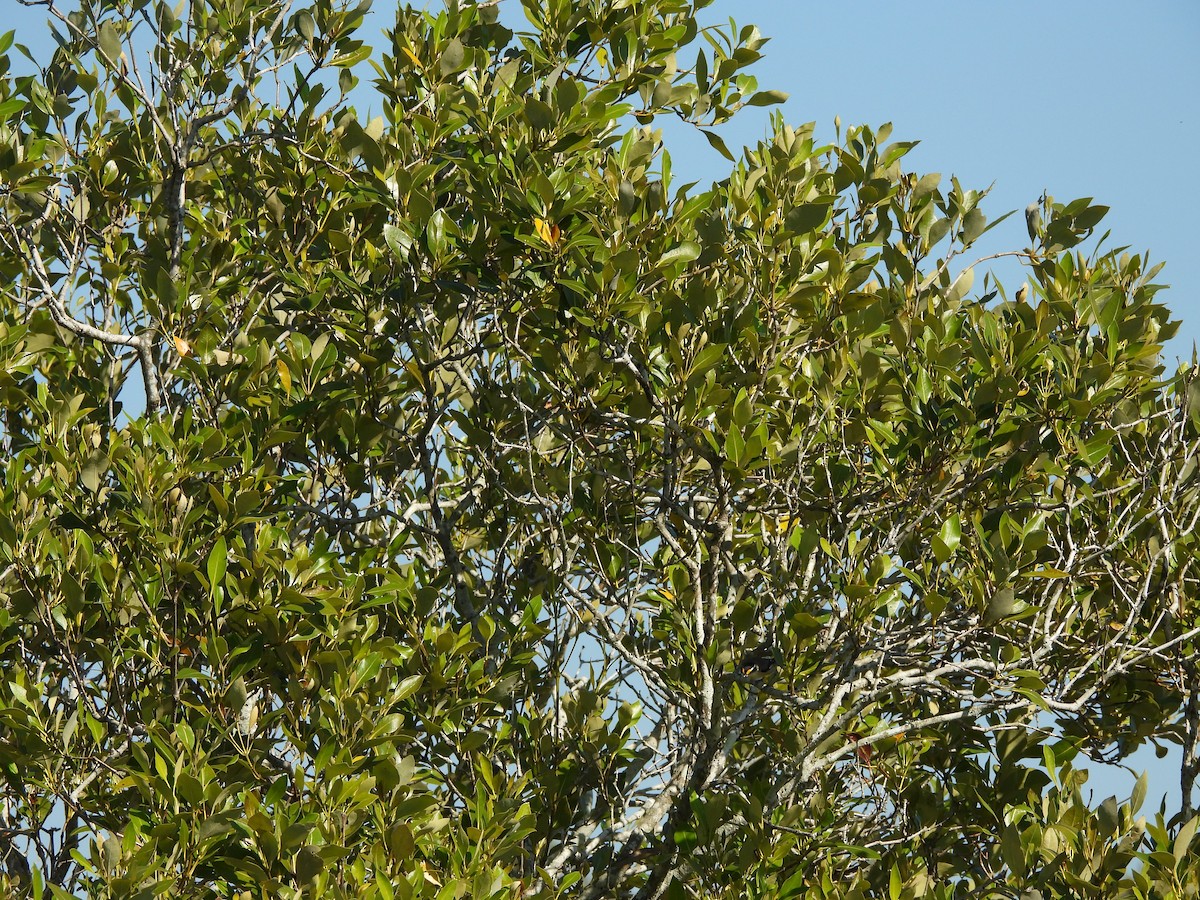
[{"xmin": 2, "ymin": 1, "xmax": 1199, "ymax": 897}]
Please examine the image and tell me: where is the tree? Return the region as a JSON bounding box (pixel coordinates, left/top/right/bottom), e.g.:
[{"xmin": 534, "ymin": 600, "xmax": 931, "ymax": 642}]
[{"xmin": 1, "ymin": 0, "xmax": 1199, "ymax": 896}]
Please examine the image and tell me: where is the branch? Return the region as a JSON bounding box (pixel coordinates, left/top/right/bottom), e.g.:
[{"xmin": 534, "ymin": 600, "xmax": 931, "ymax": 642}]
[{"xmin": 18, "ymin": 234, "xmax": 163, "ymax": 415}]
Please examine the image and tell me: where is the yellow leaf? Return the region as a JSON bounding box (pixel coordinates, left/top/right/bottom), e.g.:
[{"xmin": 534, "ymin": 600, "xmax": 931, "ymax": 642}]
[
  {"xmin": 172, "ymin": 335, "xmax": 192, "ymax": 358},
  {"xmin": 766, "ymin": 515, "xmax": 796, "ymax": 534},
  {"xmin": 533, "ymin": 217, "xmax": 555, "ymax": 246},
  {"xmin": 404, "ymin": 360, "xmax": 424, "ymax": 387},
  {"xmin": 276, "ymin": 359, "xmax": 292, "ymax": 395},
  {"xmin": 596, "ymin": 47, "xmax": 609, "ymax": 68},
  {"xmin": 402, "ymin": 47, "xmax": 422, "ymax": 68},
  {"xmin": 533, "ymin": 218, "xmax": 562, "ymax": 247}
]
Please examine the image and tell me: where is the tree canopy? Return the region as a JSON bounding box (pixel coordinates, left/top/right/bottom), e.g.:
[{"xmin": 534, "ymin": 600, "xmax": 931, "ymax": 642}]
[{"xmin": 2, "ymin": 1, "xmax": 1200, "ymax": 897}]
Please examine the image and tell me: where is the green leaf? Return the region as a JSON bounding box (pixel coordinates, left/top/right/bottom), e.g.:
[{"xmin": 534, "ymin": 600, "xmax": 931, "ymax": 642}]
[
  {"xmin": 296, "ymin": 11, "xmax": 315, "ymax": 43},
  {"xmin": 791, "ymin": 613, "xmax": 823, "ymax": 640},
  {"xmin": 394, "ymin": 673, "xmax": 424, "ymax": 701},
  {"xmin": 61, "ymin": 708, "xmax": 78, "ymax": 749},
  {"xmin": 925, "ymin": 216, "xmax": 952, "ymax": 250},
  {"xmin": 383, "ymin": 224, "xmax": 413, "ymax": 263},
  {"xmin": 961, "ymin": 208, "xmax": 986, "ymax": 245},
  {"xmin": 701, "ymin": 129, "xmax": 735, "ymax": 161},
  {"xmin": 1077, "ymin": 433, "xmax": 1111, "ymax": 467},
  {"xmin": 97, "ymin": 22, "xmax": 122, "ymax": 63},
  {"xmin": 207, "ymin": 536, "xmax": 228, "ymax": 596},
  {"xmin": 525, "ymin": 97, "xmax": 553, "ymax": 130},
  {"xmin": 80, "ymin": 452, "xmax": 108, "ymax": 494},
  {"xmin": 439, "ymin": 38, "xmax": 465, "ymax": 76},
  {"xmin": 225, "ymin": 676, "xmax": 247, "ymax": 712},
  {"xmin": 1000, "ymin": 823, "xmax": 1025, "ymax": 876},
  {"xmin": 938, "ymin": 514, "xmax": 962, "ymax": 554},
  {"xmin": 177, "ymin": 772, "xmax": 204, "ymax": 806},
  {"xmin": 785, "ymin": 202, "xmax": 831, "ymax": 235},
  {"xmin": 656, "ymin": 241, "xmax": 701, "ymax": 269},
  {"xmin": 946, "ymin": 266, "xmax": 974, "ymax": 305},
  {"xmin": 912, "ymin": 172, "xmax": 941, "ymax": 203},
  {"xmin": 1074, "ymin": 204, "xmax": 1109, "ymax": 231},
  {"xmin": 747, "ymin": 89, "xmax": 788, "ymax": 107},
  {"xmin": 1175, "ymin": 815, "xmax": 1199, "ymax": 864},
  {"xmin": 331, "ymin": 45, "xmax": 371, "ymax": 68},
  {"xmin": 294, "ymin": 845, "xmax": 324, "ymax": 882},
  {"xmin": 779, "ymin": 869, "xmax": 808, "ymax": 899},
  {"xmin": 688, "ymin": 343, "xmax": 725, "ymax": 382},
  {"xmin": 1131, "ymin": 771, "xmax": 1148, "ymax": 814},
  {"xmin": 673, "ymin": 828, "xmax": 698, "ymax": 851},
  {"xmin": 915, "ymin": 367, "xmax": 933, "ymax": 404},
  {"xmin": 426, "ymin": 210, "xmax": 449, "ymax": 257},
  {"xmin": 1097, "ymin": 795, "xmax": 1120, "ymax": 836},
  {"xmin": 984, "ymin": 587, "xmax": 1018, "ymax": 625},
  {"xmin": 724, "ymin": 424, "xmax": 745, "ymax": 468},
  {"xmin": 387, "ymin": 823, "xmax": 415, "ymax": 859}
]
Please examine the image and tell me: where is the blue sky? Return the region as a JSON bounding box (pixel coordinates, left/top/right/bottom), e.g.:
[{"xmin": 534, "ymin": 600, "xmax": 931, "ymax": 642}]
[
  {"xmin": 673, "ymin": 2, "xmax": 1200, "ymax": 360},
  {"xmin": 8, "ymin": 0, "xmax": 1197, "ymax": 815}
]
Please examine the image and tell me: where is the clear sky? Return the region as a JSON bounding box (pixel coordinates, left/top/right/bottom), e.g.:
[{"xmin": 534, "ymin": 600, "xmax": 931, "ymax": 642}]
[
  {"xmin": 667, "ymin": 1, "xmax": 1200, "ymax": 361},
  {"xmin": 8, "ymin": 0, "xmax": 1197, "ymax": 814}
]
